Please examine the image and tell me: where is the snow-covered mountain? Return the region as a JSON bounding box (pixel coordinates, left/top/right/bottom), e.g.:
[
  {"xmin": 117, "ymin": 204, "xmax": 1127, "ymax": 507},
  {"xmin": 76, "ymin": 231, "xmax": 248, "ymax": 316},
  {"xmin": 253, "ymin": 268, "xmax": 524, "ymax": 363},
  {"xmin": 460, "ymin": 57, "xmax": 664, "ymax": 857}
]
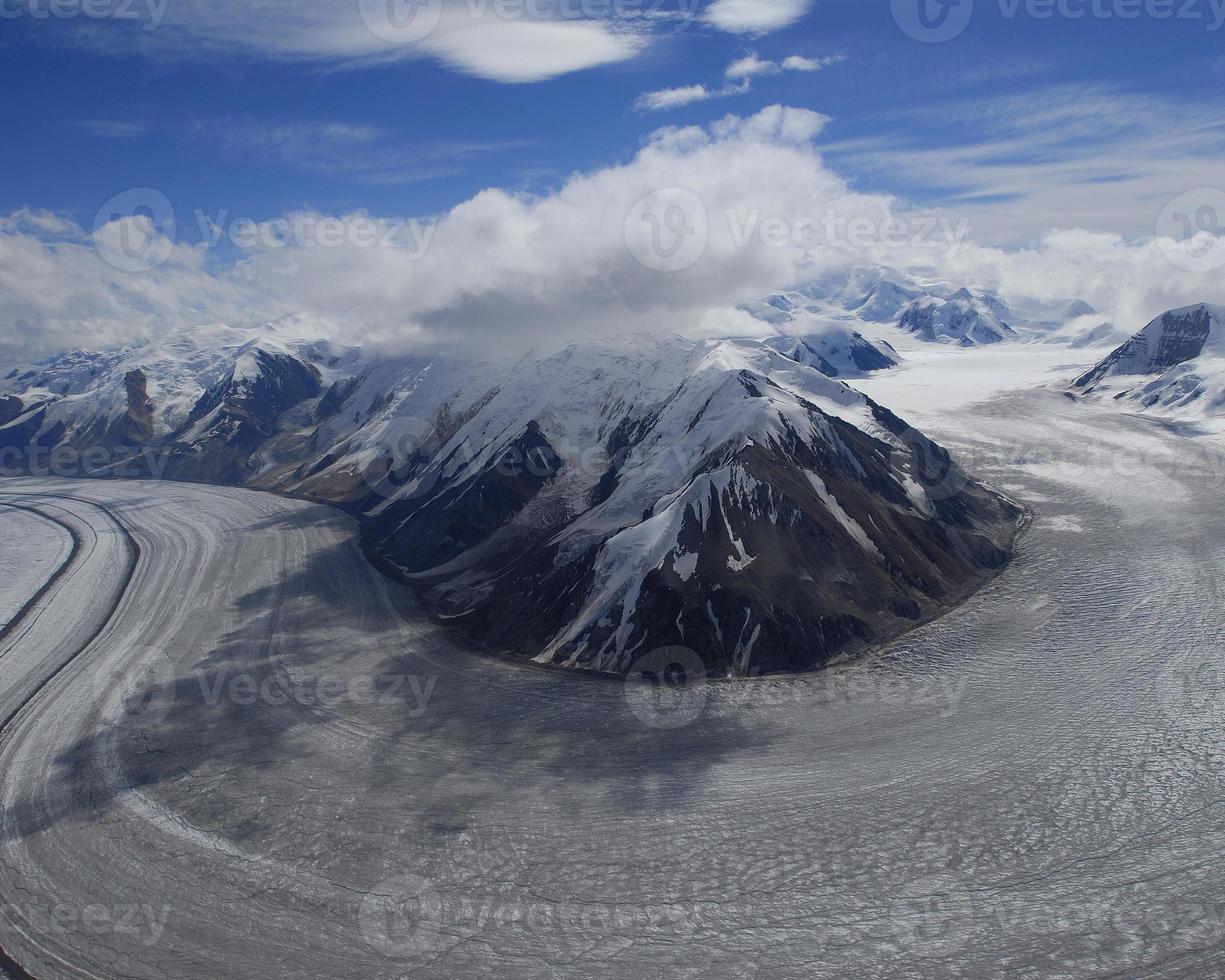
[
  {"xmin": 1072, "ymin": 304, "xmax": 1225, "ymax": 416},
  {"xmin": 898, "ymin": 288, "xmax": 1017, "ymax": 346},
  {"xmin": 763, "ymin": 330, "xmax": 899, "ymax": 378},
  {"xmin": 748, "ymin": 266, "xmax": 1046, "ymax": 348},
  {"xmin": 738, "ymin": 296, "xmax": 900, "ymax": 377},
  {"xmin": 0, "ymin": 321, "xmax": 1022, "ymax": 677},
  {"xmin": 1067, "ymin": 322, "xmax": 1130, "ymax": 350},
  {"xmin": 0, "ymin": 320, "xmax": 353, "ymax": 484},
  {"xmin": 839, "ymin": 266, "xmax": 926, "ymax": 323}
]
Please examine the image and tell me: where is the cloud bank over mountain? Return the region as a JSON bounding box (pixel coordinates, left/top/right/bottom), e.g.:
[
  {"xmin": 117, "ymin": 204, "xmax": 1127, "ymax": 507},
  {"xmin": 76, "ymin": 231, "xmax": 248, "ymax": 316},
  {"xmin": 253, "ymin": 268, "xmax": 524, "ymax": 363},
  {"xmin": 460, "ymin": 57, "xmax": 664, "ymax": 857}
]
[{"xmin": 1, "ymin": 107, "xmax": 1222, "ymax": 360}]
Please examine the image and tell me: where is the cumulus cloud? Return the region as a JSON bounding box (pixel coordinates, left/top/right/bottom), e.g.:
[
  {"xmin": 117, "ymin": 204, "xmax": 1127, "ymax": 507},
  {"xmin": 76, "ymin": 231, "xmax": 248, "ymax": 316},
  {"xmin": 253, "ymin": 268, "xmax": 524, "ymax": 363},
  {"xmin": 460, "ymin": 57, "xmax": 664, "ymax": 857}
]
[
  {"xmin": 0, "ymin": 215, "xmax": 246, "ymax": 360},
  {"xmin": 3, "ymin": 106, "xmax": 1225, "ymax": 361}
]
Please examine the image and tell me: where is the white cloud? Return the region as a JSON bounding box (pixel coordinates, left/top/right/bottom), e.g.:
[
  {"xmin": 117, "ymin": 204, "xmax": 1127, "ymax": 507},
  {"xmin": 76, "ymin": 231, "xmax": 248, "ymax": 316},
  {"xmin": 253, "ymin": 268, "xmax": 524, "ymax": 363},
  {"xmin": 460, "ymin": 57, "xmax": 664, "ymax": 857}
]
[
  {"xmin": 725, "ymin": 53, "xmax": 777, "ymax": 79},
  {"xmin": 4, "ymin": 105, "xmax": 1225, "ymax": 361},
  {"xmin": 642, "ymin": 50, "xmax": 841, "ymax": 112},
  {"xmin": 703, "ymin": 0, "xmax": 815, "ymax": 34},
  {"xmin": 782, "ymin": 54, "xmax": 843, "ymax": 72},
  {"xmin": 635, "ymin": 80, "xmax": 749, "ymax": 112},
  {"xmin": 636, "ymin": 84, "xmax": 718, "ymax": 112},
  {"xmin": 424, "ymin": 16, "xmax": 646, "ymax": 83},
  {"xmin": 28, "ymin": 0, "xmax": 652, "ymax": 83},
  {"xmin": 726, "ymin": 51, "xmax": 842, "ymax": 79},
  {"xmin": 0, "ymin": 215, "xmax": 242, "ymax": 360},
  {"xmin": 0, "ymin": 208, "xmax": 80, "ymax": 238}
]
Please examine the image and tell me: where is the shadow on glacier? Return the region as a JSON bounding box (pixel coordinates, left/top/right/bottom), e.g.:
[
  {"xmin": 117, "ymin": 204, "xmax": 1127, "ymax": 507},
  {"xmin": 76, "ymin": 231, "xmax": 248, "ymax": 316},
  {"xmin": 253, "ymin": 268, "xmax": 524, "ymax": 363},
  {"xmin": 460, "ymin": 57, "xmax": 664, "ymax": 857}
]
[{"xmin": 0, "ymin": 536, "xmax": 783, "ymax": 843}]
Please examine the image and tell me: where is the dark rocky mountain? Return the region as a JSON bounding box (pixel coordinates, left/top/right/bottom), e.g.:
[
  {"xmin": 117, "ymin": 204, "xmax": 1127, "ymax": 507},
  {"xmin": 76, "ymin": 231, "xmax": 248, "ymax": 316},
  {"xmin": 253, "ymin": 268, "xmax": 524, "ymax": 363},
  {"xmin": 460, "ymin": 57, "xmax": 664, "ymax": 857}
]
[
  {"xmin": 1075, "ymin": 304, "xmax": 1218, "ymax": 388},
  {"xmin": 1071, "ymin": 304, "xmax": 1225, "ymax": 416}
]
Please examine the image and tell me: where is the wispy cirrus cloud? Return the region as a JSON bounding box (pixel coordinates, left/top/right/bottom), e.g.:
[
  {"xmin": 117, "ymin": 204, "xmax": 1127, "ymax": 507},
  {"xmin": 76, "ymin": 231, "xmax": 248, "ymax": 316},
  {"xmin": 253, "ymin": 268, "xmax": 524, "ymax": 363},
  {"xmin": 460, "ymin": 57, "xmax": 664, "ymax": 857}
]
[
  {"xmin": 825, "ymin": 85, "xmax": 1225, "ymax": 243},
  {"xmin": 70, "ymin": 115, "xmax": 527, "ymax": 186},
  {"xmin": 635, "ymin": 80, "xmax": 748, "ymax": 112},
  {"xmin": 76, "ymin": 119, "xmax": 150, "ymax": 139},
  {"xmin": 190, "ymin": 117, "xmax": 527, "ymax": 185}
]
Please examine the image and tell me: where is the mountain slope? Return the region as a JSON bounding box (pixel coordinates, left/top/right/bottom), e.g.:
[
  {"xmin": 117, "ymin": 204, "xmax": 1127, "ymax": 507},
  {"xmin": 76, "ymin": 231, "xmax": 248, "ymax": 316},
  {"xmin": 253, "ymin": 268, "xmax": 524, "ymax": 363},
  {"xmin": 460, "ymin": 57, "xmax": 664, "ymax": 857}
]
[
  {"xmin": 275, "ymin": 336, "xmax": 1021, "ymax": 676},
  {"xmin": 1072, "ymin": 304, "xmax": 1225, "ymax": 416}
]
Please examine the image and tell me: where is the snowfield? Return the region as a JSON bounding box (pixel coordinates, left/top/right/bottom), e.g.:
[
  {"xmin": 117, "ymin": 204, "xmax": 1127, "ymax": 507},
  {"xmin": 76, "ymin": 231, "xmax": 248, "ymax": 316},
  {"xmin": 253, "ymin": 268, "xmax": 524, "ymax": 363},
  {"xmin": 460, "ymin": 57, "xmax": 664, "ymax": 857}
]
[{"xmin": 3, "ymin": 341, "xmax": 1225, "ymax": 976}]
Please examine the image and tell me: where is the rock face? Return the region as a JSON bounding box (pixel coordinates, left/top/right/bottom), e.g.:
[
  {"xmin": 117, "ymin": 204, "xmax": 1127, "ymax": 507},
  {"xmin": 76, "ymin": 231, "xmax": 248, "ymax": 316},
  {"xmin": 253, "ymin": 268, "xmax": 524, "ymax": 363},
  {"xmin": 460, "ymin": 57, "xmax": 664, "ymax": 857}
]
[
  {"xmin": 1072, "ymin": 304, "xmax": 1225, "ymax": 416},
  {"xmin": 0, "ymin": 324, "xmax": 1022, "ymax": 678},
  {"xmin": 111, "ymin": 369, "xmax": 156, "ymax": 446},
  {"xmin": 0, "ymin": 395, "xmax": 22, "ymax": 428}
]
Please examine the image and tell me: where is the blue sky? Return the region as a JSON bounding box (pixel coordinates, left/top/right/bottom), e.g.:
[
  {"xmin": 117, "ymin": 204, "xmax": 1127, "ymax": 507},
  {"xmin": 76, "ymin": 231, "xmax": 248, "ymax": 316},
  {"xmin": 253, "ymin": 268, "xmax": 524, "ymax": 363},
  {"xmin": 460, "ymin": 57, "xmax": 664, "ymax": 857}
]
[
  {"xmin": 3, "ymin": 0, "xmax": 1225, "ymax": 361},
  {"xmin": 3, "ymin": 0, "xmax": 1223, "ymax": 245}
]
